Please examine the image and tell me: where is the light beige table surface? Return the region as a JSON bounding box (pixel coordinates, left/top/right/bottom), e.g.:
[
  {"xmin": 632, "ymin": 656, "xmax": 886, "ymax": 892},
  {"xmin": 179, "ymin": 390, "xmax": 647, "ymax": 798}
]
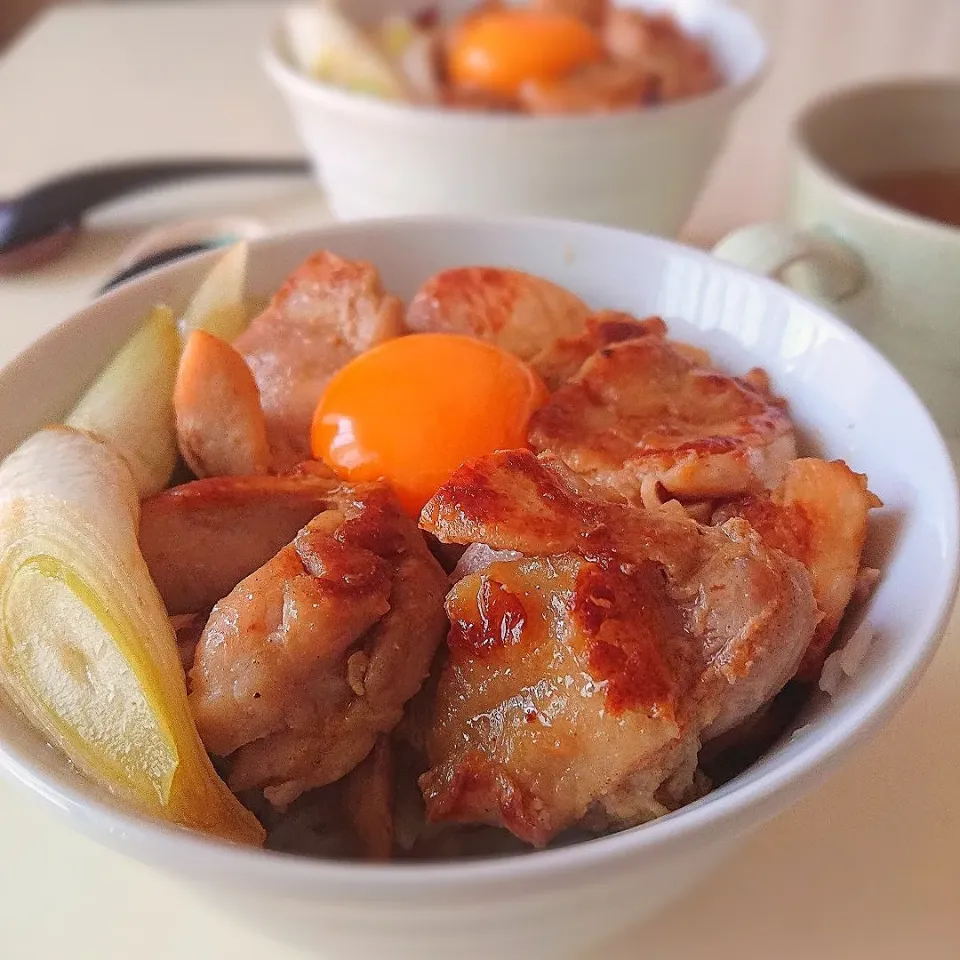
[{"xmin": 0, "ymin": 2, "xmax": 958, "ymax": 958}]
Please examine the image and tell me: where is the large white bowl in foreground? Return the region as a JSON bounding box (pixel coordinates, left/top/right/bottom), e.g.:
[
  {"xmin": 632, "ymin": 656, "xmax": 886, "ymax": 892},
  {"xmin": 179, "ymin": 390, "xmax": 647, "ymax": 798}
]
[{"xmin": 0, "ymin": 218, "xmax": 955, "ymax": 960}]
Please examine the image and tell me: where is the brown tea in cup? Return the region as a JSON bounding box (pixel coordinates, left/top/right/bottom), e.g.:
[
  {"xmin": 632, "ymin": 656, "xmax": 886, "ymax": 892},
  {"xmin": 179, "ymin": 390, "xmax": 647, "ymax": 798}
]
[{"xmin": 856, "ymin": 169, "xmax": 960, "ymax": 228}]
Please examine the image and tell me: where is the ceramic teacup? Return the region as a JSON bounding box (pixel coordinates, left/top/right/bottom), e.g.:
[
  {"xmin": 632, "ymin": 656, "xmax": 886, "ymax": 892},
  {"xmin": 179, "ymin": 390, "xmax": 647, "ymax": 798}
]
[{"xmin": 714, "ymin": 79, "xmax": 960, "ymax": 441}]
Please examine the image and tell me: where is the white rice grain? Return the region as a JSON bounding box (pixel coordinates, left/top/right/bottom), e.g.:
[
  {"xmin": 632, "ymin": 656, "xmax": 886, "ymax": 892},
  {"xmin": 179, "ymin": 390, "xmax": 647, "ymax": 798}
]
[{"xmin": 819, "ymin": 619, "xmax": 876, "ymax": 696}]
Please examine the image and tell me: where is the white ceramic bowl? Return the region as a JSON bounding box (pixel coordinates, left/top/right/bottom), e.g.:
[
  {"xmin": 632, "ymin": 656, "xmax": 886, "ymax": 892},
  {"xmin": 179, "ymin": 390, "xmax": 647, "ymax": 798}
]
[
  {"xmin": 0, "ymin": 218, "xmax": 956, "ymax": 960},
  {"xmin": 264, "ymin": 0, "xmax": 766, "ymax": 234}
]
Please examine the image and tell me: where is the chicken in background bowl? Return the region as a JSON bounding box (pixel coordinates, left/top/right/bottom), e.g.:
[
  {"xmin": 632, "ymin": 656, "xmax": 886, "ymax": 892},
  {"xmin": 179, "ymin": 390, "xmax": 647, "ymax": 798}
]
[{"xmin": 284, "ymin": 0, "xmax": 719, "ymax": 113}]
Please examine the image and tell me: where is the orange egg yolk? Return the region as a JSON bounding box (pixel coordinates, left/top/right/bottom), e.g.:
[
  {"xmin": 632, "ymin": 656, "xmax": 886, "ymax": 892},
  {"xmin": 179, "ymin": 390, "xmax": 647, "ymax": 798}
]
[
  {"xmin": 448, "ymin": 10, "xmax": 604, "ymax": 98},
  {"xmin": 311, "ymin": 334, "xmax": 549, "ymax": 515}
]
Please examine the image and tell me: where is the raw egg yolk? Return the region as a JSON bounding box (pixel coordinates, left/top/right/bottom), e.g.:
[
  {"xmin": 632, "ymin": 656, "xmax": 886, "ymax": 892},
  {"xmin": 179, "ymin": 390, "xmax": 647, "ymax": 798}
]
[
  {"xmin": 448, "ymin": 10, "xmax": 603, "ymax": 98},
  {"xmin": 311, "ymin": 333, "xmax": 549, "ymax": 515}
]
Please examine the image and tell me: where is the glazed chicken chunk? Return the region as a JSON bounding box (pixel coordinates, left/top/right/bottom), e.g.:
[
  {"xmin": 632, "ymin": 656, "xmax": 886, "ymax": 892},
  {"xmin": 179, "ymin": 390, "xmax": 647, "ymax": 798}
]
[
  {"xmin": 140, "ymin": 467, "xmax": 341, "ymax": 616},
  {"xmin": 602, "ymin": 9, "xmax": 719, "ymax": 100},
  {"xmin": 713, "ymin": 458, "xmax": 881, "ymax": 680},
  {"xmin": 519, "ymin": 61, "xmax": 660, "ymax": 114},
  {"xmin": 188, "ymin": 483, "xmax": 448, "ymax": 808},
  {"xmin": 418, "ymin": 450, "xmax": 817, "ymax": 845},
  {"xmin": 173, "ymin": 330, "xmax": 272, "ymax": 479},
  {"xmin": 424, "ymin": 552, "xmax": 702, "ymax": 845},
  {"xmin": 529, "ymin": 334, "xmax": 796, "ymax": 504},
  {"xmin": 530, "ymin": 311, "xmax": 666, "ymax": 390},
  {"xmin": 406, "ymin": 267, "xmax": 592, "ymax": 360},
  {"xmin": 532, "ymin": 0, "xmax": 609, "ymax": 28},
  {"xmin": 234, "ymin": 251, "xmax": 404, "ymax": 467}
]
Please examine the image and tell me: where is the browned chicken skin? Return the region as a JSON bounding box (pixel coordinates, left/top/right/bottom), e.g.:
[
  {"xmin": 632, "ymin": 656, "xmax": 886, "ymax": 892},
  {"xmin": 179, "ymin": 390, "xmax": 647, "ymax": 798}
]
[
  {"xmin": 173, "ymin": 330, "xmax": 272, "ymax": 479},
  {"xmin": 189, "ymin": 483, "xmax": 449, "ymax": 808},
  {"xmin": 519, "ymin": 61, "xmax": 658, "ymax": 114},
  {"xmin": 441, "ymin": 2, "xmax": 718, "ymax": 113},
  {"xmin": 529, "ymin": 335, "xmax": 796, "ymax": 504},
  {"xmin": 714, "ymin": 458, "xmax": 881, "ymax": 680},
  {"xmin": 140, "ymin": 469, "xmax": 341, "ymax": 616},
  {"xmin": 406, "ymin": 267, "xmax": 592, "ymax": 360},
  {"xmin": 234, "ymin": 251, "xmax": 404, "ymax": 468},
  {"xmin": 602, "ymin": 9, "xmax": 719, "ymax": 100},
  {"xmin": 418, "ymin": 451, "xmax": 817, "ymax": 844},
  {"xmin": 530, "ymin": 311, "xmax": 666, "ymax": 390},
  {"xmin": 532, "ymin": 0, "xmax": 609, "ymax": 28},
  {"xmin": 423, "ymin": 553, "xmax": 702, "ymax": 845}
]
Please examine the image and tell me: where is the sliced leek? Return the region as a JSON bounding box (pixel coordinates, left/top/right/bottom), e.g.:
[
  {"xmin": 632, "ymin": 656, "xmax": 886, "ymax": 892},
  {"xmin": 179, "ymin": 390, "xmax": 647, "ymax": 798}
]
[
  {"xmin": 66, "ymin": 306, "xmax": 179, "ymax": 498},
  {"xmin": 377, "ymin": 15, "xmax": 418, "ymax": 59},
  {"xmin": 0, "ymin": 427, "xmax": 264, "ymax": 845},
  {"xmin": 284, "ymin": 1, "xmax": 407, "ymax": 99},
  {"xmin": 178, "ymin": 241, "xmax": 251, "ymax": 343}
]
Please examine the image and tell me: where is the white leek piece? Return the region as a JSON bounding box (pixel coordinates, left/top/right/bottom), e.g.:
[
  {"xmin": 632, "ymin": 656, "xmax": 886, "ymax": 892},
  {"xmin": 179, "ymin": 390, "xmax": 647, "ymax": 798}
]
[
  {"xmin": 284, "ymin": 1, "xmax": 407, "ymax": 99},
  {"xmin": 178, "ymin": 241, "xmax": 251, "ymax": 343},
  {"xmin": 378, "ymin": 15, "xmax": 418, "ymax": 59},
  {"xmin": 0, "ymin": 427, "xmax": 264, "ymax": 845},
  {"xmin": 377, "ymin": 15, "xmax": 441, "ymax": 103},
  {"xmin": 66, "ymin": 306, "xmax": 179, "ymax": 498}
]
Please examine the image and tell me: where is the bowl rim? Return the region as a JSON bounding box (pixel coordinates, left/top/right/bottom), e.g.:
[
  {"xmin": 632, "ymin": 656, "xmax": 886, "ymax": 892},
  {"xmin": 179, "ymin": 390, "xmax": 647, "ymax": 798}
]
[
  {"xmin": 0, "ymin": 214, "xmax": 956, "ymax": 897},
  {"xmin": 262, "ymin": 0, "xmax": 768, "ymax": 130}
]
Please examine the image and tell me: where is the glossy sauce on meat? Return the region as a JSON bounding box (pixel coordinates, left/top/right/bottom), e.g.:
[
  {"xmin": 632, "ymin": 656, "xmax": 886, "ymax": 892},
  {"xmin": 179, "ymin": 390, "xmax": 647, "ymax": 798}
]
[
  {"xmin": 423, "ymin": 554, "xmax": 697, "ymax": 846},
  {"xmin": 529, "ymin": 335, "xmax": 796, "ymax": 503},
  {"xmin": 419, "ymin": 451, "xmax": 818, "ymax": 844},
  {"xmin": 235, "ymin": 252, "xmax": 404, "ymax": 467},
  {"xmin": 714, "ymin": 458, "xmax": 880, "ymax": 679},
  {"xmin": 406, "ymin": 267, "xmax": 592, "ymax": 360},
  {"xmin": 188, "ymin": 483, "xmax": 449, "ymax": 807}
]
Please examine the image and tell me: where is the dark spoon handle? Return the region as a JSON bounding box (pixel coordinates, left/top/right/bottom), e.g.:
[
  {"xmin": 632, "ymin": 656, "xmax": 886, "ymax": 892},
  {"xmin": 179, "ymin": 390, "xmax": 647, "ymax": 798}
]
[{"xmin": 0, "ymin": 158, "xmax": 310, "ymax": 253}]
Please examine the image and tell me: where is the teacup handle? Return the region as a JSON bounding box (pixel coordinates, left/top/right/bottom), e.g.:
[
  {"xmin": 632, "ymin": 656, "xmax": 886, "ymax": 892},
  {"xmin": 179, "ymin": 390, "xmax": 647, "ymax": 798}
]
[{"xmin": 712, "ymin": 222, "xmax": 865, "ymax": 302}]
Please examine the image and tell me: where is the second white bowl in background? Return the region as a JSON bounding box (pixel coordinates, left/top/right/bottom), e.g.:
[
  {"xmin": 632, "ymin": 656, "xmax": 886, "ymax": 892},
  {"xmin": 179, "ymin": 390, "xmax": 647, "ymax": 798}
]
[{"xmin": 264, "ymin": 0, "xmax": 766, "ymax": 235}]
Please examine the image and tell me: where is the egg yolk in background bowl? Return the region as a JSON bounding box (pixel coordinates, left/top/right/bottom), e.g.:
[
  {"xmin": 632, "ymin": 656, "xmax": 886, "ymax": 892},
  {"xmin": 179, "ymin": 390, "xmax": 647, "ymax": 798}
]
[
  {"xmin": 311, "ymin": 333, "xmax": 549, "ymax": 515},
  {"xmin": 447, "ymin": 10, "xmax": 604, "ymax": 97}
]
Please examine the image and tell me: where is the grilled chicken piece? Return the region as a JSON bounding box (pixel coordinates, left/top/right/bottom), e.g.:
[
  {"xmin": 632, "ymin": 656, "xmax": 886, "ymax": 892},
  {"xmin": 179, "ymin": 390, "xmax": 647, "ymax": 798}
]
[
  {"xmin": 174, "ymin": 330, "xmax": 271, "ymax": 478},
  {"xmin": 602, "ymin": 9, "xmax": 718, "ymax": 101},
  {"xmin": 530, "ymin": 311, "xmax": 666, "ymax": 389},
  {"xmin": 140, "ymin": 469, "xmax": 341, "ymax": 615},
  {"xmin": 714, "ymin": 458, "xmax": 881, "ymax": 681},
  {"xmin": 343, "ymin": 736, "xmax": 395, "ymax": 860},
  {"xmin": 529, "ymin": 337, "xmax": 796, "ymax": 504},
  {"xmin": 418, "ymin": 451, "xmax": 817, "ymax": 844},
  {"xmin": 531, "ymin": 0, "xmax": 609, "ymax": 27},
  {"xmin": 234, "ymin": 251, "xmax": 404, "ymax": 467},
  {"xmin": 423, "ymin": 553, "xmax": 702, "ymax": 845},
  {"xmin": 406, "ymin": 267, "xmax": 592, "ymax": 361},
  {"xmin": 520, "ymin": 61, "xmax": 658, "ymax": 114},
  {"xmin": 189, "ymin": 484, "xmax": 449, "ymax": 807}
]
